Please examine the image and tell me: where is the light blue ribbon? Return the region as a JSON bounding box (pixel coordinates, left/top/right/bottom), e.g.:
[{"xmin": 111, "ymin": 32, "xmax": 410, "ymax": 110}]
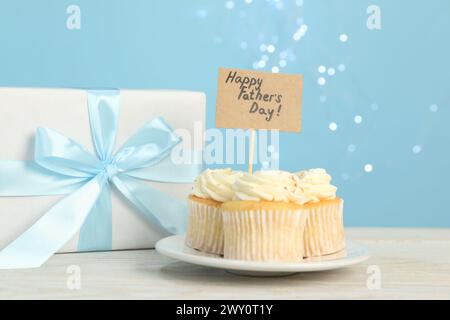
[{"xmin": 0, "ymin": 90, "xmax": 201, "ymax": 269}]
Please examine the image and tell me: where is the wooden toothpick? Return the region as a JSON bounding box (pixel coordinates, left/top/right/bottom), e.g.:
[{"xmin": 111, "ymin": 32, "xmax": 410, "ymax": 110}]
[{"xmin": 248, "ymin": 128, "xmax": 256, "ymax": 174}]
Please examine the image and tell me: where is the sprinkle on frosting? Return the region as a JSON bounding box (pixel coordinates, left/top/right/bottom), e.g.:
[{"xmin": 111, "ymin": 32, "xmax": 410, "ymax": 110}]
[
  {"xmin": 191, "ymin": 168, "xmax": 243, "ymax": 202},
  {"xmin": 295, "ymin": 168, "xmax": 337, "ymax": 202}
]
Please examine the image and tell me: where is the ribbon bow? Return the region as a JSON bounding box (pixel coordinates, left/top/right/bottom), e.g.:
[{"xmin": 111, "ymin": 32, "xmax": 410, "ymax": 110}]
[{"xmin": 0, "ymin": 90, "xmax": 201, "ymax": 269}]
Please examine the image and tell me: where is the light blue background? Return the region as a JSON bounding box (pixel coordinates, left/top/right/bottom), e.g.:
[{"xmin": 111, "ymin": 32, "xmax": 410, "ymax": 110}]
[{"xmin": 0, "ymin": 1, "xmax": 449, "ymax": 227}]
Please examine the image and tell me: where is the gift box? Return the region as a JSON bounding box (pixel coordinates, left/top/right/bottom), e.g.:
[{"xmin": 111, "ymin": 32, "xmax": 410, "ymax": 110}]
[{"xmin": 0, "ymin": 88, "xmax": 205, "ymax": 268}]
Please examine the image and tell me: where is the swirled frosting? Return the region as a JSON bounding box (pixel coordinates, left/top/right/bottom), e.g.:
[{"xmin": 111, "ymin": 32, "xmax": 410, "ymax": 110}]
[
  {"xmin": 191, "ymin": 168, "xmax": 243, "ymax": 202},
  {"xmin": 295, "ymin": 168, "xmax": 337, "ymax": 202},
  {"xmin": 232, "ymin": 170, "xmax": 314, "ymax": 204}
]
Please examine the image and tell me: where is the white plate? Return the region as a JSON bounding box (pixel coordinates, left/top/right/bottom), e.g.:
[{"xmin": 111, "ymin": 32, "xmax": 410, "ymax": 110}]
[{"xmin": 155, "ymin": 235, "xmax": 370, "ymax": 276}]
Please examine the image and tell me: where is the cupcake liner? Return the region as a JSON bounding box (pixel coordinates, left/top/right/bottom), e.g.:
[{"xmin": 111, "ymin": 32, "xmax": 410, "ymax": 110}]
[
  {"xmin": 185, "ymin": 198, "xmax": 223, "ymax": 255},
  {"xmin": 222, "ymin": 206, "xmax": 308, "ymax": 262},
  {"xmin": 303, "ymin": 199, "xmax": 345, "ymax": 257}
]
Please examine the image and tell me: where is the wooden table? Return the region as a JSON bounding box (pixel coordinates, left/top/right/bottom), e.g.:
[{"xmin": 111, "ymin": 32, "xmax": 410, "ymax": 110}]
[{"xmin": 1, "ymin": 228, "xmax": 449, "ymax": 299}]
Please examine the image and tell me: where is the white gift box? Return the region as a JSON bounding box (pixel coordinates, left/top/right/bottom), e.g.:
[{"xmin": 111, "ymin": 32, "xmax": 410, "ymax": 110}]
[{"xmin": 0, "ymin": 88, "xmax": 205, "ymax": 253}]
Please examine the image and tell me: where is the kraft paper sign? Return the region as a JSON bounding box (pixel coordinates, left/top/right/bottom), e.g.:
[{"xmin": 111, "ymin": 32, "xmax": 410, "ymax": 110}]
[{"xmin": 216, "ymin": 68, "xmax": 303, "ymax": 132}]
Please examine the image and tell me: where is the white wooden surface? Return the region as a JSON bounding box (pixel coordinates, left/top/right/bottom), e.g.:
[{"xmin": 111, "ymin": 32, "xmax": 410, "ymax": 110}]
[{"xmin": 1, "ymin": 228, "xmax": 449, "ymax": 300}]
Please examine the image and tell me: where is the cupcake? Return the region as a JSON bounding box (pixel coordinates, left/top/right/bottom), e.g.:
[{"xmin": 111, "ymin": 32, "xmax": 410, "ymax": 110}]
[
  {"xmin": 221, "ymin": 171, "xmax": 311, "ymax": 262},
  {"xmin": 295, "ymin": 168, "xmax": 345, "ymax": 257},
  {"xmin": 185, "ymin": 168, "xmax": 243, "ymax": 255}
]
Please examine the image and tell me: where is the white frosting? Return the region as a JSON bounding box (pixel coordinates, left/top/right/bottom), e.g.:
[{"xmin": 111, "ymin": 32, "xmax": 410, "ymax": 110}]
[
  {"xmin": 193, "ymin": 168, "xmax": 338, "ymax": 205},
  {"xmin": 191, "ymin": 168, "xmax": 243, "ymax": 202},
  {"xmin": 232, "ymin": 170, "xmax": 314, "ymax": 204},
  {"xmin": 296, "ymin": 168, "xmax": 337, "ymax": 202}
]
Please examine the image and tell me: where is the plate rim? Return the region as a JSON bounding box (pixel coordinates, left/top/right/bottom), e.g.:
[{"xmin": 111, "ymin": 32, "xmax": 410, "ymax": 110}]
[{"xmin": 155, "ymin": 234, "xmax": 370, "ymax": 272}]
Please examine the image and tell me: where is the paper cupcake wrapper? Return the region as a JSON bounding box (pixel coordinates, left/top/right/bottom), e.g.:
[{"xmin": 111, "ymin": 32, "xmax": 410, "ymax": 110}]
[
  {"xmin": 222, "ymin": 207, "xmax": 308, "ymax": 262},
  {"xmin": 303, "ymin": 199, "xmax": 345, "ymax": 257},
  {"xmin": 185, "ymin": 199, "xmax": 224, "ymax": 255}
]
